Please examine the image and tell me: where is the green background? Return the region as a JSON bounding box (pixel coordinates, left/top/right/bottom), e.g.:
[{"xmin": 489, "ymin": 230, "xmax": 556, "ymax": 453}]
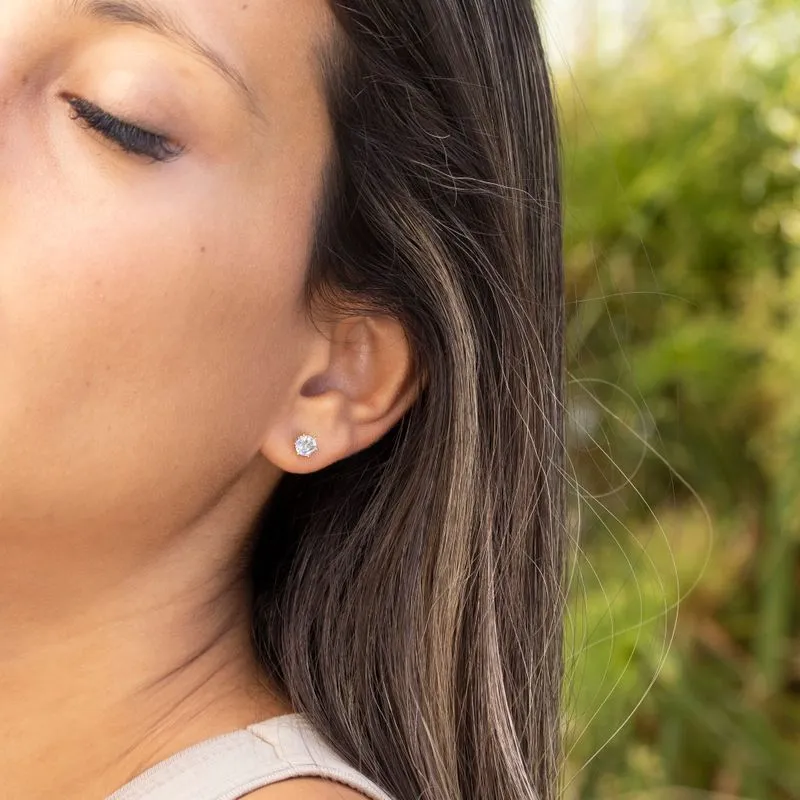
[{"xmin": 558, "ymin": 1, "xmax": 800, "ymax": 797}]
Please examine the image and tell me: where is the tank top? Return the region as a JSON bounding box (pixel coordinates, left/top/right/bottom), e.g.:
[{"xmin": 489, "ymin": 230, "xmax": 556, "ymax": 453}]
[{"xmin": 106, "ymin": 713, "xmax": 397, "ymax": 800}]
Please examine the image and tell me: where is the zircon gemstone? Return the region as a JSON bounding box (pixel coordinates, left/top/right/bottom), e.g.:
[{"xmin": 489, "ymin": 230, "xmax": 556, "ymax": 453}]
[{"xmin": 295, "ymin": 434, "xmax": 319, "ymax": 458}]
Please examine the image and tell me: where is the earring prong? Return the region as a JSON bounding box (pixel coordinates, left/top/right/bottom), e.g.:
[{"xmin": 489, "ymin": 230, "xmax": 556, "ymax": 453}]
[{"xmin": 294, "ymin": 434, "xmax": 319, "ymax": 458}]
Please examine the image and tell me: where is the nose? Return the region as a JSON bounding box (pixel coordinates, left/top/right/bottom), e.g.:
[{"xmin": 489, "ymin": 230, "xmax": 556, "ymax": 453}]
[
  {"xmin": 0, "ymin": 14, "xmax": 26, "ymax": 106},
  {"xmin": 0, "ymin": 2, "xmax": 49, "ymax": 102},
  {"xmin": 0, "ymin": 5, "xmax": 48, "ymax": 200},
  {"xmin": 0, "ymin": 4, "xmax": 50, "ymax": 161}
]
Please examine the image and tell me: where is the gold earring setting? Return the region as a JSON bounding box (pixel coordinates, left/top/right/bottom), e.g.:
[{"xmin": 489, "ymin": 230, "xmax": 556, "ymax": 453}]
[{"xmin": 294, "ymin": 434, "xmax": 319, "ymax": 458}]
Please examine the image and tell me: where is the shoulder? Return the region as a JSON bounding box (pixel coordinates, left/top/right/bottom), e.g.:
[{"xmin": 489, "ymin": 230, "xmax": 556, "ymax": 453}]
[{"xmin": 244, "ymin": 778, "xmax": 372, "ymax": 799}]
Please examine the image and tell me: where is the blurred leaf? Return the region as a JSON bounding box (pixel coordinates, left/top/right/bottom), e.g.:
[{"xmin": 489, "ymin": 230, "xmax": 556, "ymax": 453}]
[{"xmin": 560, "ymin": 1, "xmax": 800, "ymax": 797}]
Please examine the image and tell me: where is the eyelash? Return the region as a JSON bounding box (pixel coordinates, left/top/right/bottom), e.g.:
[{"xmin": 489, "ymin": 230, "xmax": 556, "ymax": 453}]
[{"xmin": 64, "ymin": 95, "xmax": 185, "ymax": 163}]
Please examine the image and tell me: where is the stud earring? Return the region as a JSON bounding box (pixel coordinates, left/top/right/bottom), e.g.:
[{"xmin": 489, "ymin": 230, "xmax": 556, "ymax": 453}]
[{"xmin": 294, "ymin": 434, "xmax": 319, "ymax": 458}]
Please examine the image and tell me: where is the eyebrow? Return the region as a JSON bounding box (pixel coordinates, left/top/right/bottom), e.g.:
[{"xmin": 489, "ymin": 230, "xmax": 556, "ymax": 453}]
[{"xmin": 66, "ymin": 0, "xmax": 264, "ymax": 120}]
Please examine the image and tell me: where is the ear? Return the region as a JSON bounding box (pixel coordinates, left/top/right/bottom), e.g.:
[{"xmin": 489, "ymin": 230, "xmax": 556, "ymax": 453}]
[{"xmin": 260, "ymin": 314, "xmax": 419, "ymax": 474}]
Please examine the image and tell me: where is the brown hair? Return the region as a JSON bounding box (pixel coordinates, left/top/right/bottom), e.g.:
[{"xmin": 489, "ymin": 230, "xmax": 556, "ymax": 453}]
[{"xmin": 249, "ymin": 2, "xmax": 565, "ymax": 798}]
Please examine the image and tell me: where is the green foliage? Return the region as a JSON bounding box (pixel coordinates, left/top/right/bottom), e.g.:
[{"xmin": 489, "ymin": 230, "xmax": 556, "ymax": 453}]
[{"xmin": 560, "ymin": 2, "xmax": 800, "ymax": 797}]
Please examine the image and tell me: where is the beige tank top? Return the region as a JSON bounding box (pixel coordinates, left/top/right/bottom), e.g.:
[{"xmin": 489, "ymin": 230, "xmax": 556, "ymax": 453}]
[{"xmin": 105, "ymin": 713, "xmax": 396, "ymax": 800}]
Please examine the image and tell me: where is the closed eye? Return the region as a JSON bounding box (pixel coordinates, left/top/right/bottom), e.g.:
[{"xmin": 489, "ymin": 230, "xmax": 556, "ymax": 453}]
[{"xmin": 63, "ymin": 94, "xmax": 185, "ymax": 163}]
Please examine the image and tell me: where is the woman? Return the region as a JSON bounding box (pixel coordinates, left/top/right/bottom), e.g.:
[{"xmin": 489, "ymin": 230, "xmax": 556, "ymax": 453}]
[{"xmin": 1, "ymin": 0, "xmax": 565, "ymax": 798}]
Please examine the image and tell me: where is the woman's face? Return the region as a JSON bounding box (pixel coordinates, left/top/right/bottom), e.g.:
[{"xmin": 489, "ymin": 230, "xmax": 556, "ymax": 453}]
[{"xmin": 0, "ymin": 1, "xmax": 333, "ymax": 560}]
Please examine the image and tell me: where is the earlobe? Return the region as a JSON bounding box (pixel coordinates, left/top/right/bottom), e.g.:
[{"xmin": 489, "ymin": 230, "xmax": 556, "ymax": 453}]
[
  {"xmin": 260, "ymin": 313, "xmax": 418, "ymax": 475},
  {"xmin": 260, "ymin": 389, "xmax": 354, "ymax": 475}
]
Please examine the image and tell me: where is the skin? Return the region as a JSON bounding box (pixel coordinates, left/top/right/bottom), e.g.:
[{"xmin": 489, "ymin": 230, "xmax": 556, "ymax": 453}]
[{"xmin": 0, "ymin": 1, "xmax": 416, "ymax": 798}]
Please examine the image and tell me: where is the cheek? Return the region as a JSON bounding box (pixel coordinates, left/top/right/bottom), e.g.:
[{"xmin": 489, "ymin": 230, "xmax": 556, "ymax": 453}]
[{"xmin": 0, "ymin": 165, "xmax": 315, "ymax": 532}]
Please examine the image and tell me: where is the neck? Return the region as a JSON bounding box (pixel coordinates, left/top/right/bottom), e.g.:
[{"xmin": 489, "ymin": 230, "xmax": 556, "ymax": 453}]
[{"xmin": 0, "ymin": 502, "xmax": 292, "ymax": 799}]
